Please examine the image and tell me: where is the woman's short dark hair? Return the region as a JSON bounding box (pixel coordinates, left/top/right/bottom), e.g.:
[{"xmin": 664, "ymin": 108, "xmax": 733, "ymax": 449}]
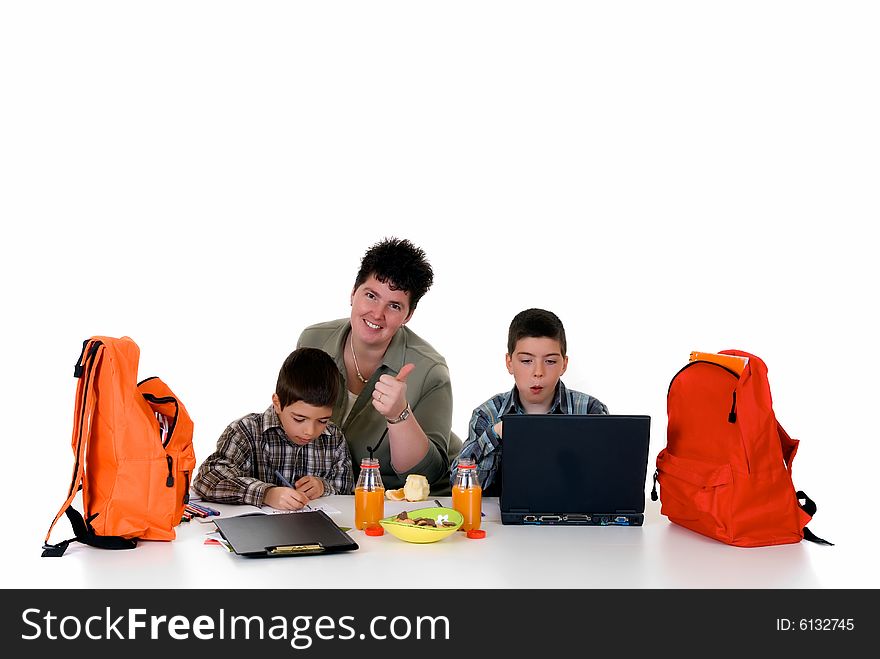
[
  {"xmin": 353, "ymin": 237, "xmax": 434, "ymax": 312},
  {"xmin": 275, "ymin": 348, "xmax": 340, "ymax": 409},
  {"xmin": 507, "ymin": 308, "xmax": 568, "ymax": 356}
]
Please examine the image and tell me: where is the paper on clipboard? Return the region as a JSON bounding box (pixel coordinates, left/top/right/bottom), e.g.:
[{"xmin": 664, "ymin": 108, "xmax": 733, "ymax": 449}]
[{"xmin": 260, "ymin": 502, "xmax": 342, "ymax": 516}]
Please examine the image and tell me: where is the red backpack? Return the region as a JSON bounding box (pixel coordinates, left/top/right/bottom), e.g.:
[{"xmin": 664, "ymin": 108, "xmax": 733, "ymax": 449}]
[
  {"xmin": 43, "ymin": 336, "xmax": 196, "ymax": 556},
  {"xmin": 651, "ymin": 349, "xmax": 830, "ymax": 547}
]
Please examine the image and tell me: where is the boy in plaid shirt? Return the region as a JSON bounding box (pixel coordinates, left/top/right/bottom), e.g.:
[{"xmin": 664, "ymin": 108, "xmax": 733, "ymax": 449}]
[{"xmin": 194, "ymin": 347, "xmax": 354, "ymax": 509}]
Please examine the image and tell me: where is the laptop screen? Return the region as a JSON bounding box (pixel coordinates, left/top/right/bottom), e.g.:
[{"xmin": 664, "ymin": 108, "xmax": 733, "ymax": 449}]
[{"xmin": 499, "ymin": 414, "xmax": 651, "ymax": 518}]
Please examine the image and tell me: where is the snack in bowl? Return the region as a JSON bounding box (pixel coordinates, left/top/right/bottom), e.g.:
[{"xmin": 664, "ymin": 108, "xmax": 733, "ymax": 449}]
[{"xmin": 379, "ymin": 507, "xmax": 463, "ymax": 543}]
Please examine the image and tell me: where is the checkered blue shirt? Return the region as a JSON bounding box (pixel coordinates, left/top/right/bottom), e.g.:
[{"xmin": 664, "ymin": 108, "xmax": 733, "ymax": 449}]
[{"xmin": 451, "ymin": 382, "xmax": 608, "ymax": 495}]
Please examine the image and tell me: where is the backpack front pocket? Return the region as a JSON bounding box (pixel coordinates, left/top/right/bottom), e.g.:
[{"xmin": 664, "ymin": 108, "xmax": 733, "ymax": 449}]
[{"xmin": 656, "ymin": 449, "xmax": 733, "ymax": 542}]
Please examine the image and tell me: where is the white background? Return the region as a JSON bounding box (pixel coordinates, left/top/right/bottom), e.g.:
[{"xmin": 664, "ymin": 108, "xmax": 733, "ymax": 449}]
[{"xmin": 2, "ymin": 1, "xmax": 878, "ymax": 588}]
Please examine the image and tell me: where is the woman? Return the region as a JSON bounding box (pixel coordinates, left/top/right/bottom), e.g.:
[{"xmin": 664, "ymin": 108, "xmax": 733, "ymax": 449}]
[{"xmin": 297, "ymin": 237, "xmax": 460, "ymax": 495}]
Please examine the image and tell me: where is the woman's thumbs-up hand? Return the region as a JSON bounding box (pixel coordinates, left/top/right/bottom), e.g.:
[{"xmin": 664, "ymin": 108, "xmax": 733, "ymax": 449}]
[{"xmin": 372, "ymin": 363, "xmax": 415, "ymax": 419}]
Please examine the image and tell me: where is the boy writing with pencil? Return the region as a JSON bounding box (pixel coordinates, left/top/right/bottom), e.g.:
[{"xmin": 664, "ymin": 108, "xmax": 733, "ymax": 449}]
[
  {"xmin": 451, "ymin": 308, "xmax": 608, "ymax": 495},
  {"xmin": 193, "ymin": 347, "xmax": 354, "ymax": 510}
]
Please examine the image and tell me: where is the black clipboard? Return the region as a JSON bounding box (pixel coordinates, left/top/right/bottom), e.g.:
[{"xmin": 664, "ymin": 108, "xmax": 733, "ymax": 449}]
[{"xmin": 214, "ymin": 511, "xmax": 358, "ymax": 557}]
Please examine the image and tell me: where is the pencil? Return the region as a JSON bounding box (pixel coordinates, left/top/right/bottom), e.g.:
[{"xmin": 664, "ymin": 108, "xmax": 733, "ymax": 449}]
[
  {"xmin": 274, "ymin": 470, "xmax": 312, "ymax": 510},
  {"xmin": 275, "ymin": 470, "xmax": 294, "ymax": 488}
]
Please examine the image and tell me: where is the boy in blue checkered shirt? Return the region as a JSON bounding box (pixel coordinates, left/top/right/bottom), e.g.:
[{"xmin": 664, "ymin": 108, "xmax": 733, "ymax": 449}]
[{"xmin": 451, "ymin": 309, "xmax": 608, "ymax": 496}]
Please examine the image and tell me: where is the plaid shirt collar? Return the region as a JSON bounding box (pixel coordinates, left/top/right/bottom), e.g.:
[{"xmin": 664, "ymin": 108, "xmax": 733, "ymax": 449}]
[{"xmin": 500, "ymin": 380, "xmax": 572, "ymax": 416}]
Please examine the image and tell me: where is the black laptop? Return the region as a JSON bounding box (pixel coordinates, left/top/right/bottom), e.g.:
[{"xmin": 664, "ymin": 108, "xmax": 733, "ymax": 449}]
[{"xmin": 499, "ymin": 414, "xmax": 651, "ymax": 526}]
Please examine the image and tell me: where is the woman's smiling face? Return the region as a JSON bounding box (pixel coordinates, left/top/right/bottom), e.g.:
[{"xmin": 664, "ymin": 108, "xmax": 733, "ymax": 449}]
[{"xmin": 349, "ymin": 274, "xmax": 413, "ymax": 349}]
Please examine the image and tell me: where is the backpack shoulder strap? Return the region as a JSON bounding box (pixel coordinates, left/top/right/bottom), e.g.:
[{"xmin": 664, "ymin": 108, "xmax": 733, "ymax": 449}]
[
  {"xmin": 42, "ymin": 339, "xmax": 138, "ymax": 557},
  {"xmin": 43, "ymin": 340, "xmax": 101, "ymax": 546},
  {"xmin": 776, "ymin": 422, "xmax": 800, "ymax": 470},
  {"xmin": 42, "ymin": 508, "xmax": 138, "ymax": 556},
  {"xmin": 796, "ymin": 490, "xmax": 834, "ymax": 546},
  {"xmin": 775, "ymin": 422, "xmax": 833, "ymax": 546}
]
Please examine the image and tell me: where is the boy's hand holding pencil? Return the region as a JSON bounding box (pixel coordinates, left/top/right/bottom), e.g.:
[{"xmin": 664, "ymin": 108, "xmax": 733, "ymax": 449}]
[{"xmin": 263, "ymin": 470, "xmax": 314, "ymax": 510}]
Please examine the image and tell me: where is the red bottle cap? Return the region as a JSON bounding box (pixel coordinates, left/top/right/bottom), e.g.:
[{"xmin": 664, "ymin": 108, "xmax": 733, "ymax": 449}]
[
  {"xmin": 365, "ymin": 525, "xmax": 384, "ymax": 536},
  {"xmin": 466, "ymin": 529, "xmax": 486, "ymax": 539}
]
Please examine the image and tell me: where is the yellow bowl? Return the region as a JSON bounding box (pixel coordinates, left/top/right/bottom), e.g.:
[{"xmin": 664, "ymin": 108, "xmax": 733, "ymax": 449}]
[{"xmin": 379, "ymin": 507, "xmax": 463, "ymax": 543}]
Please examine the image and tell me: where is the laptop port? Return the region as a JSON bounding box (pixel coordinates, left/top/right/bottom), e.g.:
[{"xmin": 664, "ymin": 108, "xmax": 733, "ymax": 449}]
[
  {"xmin": 563, "ymin": 514, "xmax": 591, "ymax": 522},
  {"xmin": 523, "ymin": 515, "xmax": 538, "ymax": 522},
  {"xmin": 539, "ymin": 515, "xmax": 562, "ymax": 522},
  {"xmin": 613, "ymin": 516, "xmax": 629, "ymax": 524}
]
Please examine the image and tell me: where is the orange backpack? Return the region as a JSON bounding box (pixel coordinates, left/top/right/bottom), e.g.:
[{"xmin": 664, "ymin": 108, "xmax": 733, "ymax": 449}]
[
  {"xmin": 651, "ymin": 349, "xmax": 830, "ymax": 547},
  {"xmin": 43, "ymin": 336, "xmax": 196, "ymax": 556}
]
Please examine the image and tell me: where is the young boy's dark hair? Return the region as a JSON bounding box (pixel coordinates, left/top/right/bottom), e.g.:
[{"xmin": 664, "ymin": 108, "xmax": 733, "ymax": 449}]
[
  {"xmin": 507, "ymin": 308, "xmax": 568, "ymax": 356},
  {"xmin": 275, "ymin": 347, "xmax": 341, "ymax": 409},
  {"xmin": 353, "ymin": 237, "xmax": 434, "ymax": 312}
]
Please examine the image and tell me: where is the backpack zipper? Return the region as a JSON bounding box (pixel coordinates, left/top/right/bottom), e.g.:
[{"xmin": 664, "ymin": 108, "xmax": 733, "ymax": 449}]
[
  {"xmin": 669, "ymin": 359, "xmax": 750, "ymax": 472},
  {"xmin": 669, "ymin": 361, "xmax": 741, "ymax": 425},
  {"xmin": 667, "ymin": 359, "xmax": 740, "ymax": 394},
  {"xmin": 140, "ymin": 388, "xmax": 179, "ymax": 448},
  {"xmin": 165, "ymin": 455, "xmax": 174, "ymax": 487}
]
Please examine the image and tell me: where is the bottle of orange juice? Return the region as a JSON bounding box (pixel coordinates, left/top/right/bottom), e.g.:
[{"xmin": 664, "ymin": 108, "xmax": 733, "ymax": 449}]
[
  {"xmin": 452, "ymin": 458, "xmax": 482, "ymax": 532},
  {"xmin": 354, "ymin": 458, "xmax": 385, "ymax": 530}
]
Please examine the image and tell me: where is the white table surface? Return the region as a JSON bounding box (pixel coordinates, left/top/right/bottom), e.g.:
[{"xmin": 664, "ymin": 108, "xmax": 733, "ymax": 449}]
[{"xmin": 11, "ymin": 495, "xmax": 862, "ymax": 590}]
